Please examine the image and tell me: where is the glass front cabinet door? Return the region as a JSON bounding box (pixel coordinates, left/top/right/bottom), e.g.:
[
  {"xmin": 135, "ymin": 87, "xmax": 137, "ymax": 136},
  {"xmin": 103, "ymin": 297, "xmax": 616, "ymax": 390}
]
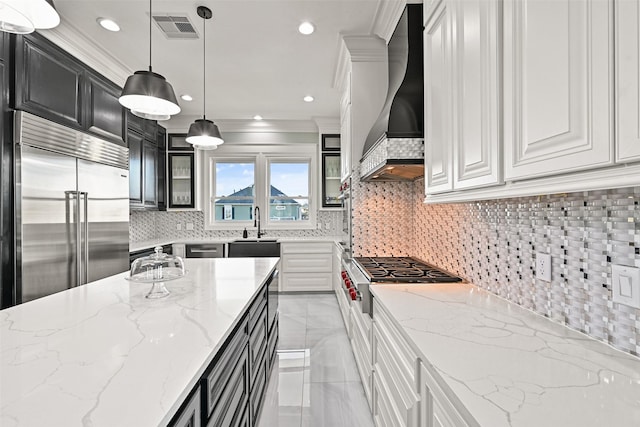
[
  {"xmin": 167, "ymin": 134, "xmax": 195, "ymax": 209},
  {"xmin": 321, "ymin": 134, "xmax": 341, "ymax": 208}
]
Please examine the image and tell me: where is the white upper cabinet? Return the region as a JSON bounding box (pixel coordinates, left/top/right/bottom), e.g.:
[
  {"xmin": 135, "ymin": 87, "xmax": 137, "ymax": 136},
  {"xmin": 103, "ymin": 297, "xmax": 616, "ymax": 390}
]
[
  {"xmin": 425, "ymin": 0, "xmax": 454, "ymax": 194},
  {"xmin": 425, "ymin": 0, "xmax": 502, "ymax": 196},
  {"xmin": 452, "ymin": 0, "xmax": 502, "ymax": 190},
  {"xmin": 615, "ymin": 0, "xmax": 640, "ymax": 162},
  {"xmin": 503, "ymin": 0, "xmax": 613, "ymax": 181}
]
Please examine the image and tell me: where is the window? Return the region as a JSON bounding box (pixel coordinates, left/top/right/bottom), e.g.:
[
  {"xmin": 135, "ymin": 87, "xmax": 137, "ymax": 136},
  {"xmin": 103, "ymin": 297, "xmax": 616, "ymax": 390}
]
[
  {"xmin": 268, "ymin": 161, "xmax": 310, "ymax": 222},
  {"xmin": 205, "ymin": 145, "xmax": 316, "ymax": 230},
  {"xmin": 213, "ymin": 161, "xmax": 255, "ymax": 222}
]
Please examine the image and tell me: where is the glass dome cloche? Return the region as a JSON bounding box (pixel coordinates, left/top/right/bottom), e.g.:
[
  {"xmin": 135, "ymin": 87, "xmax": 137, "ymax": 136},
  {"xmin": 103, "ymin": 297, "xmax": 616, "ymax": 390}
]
[{"xmin": 127, "ymin": 246, "xmax": 186, "ymax": 298}]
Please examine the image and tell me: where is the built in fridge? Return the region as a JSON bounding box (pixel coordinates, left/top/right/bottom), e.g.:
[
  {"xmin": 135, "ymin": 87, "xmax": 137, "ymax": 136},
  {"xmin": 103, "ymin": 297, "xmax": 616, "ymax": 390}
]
[{"xmin": 15, "ymin": 112, "xmax": 130, "ymax": 303}]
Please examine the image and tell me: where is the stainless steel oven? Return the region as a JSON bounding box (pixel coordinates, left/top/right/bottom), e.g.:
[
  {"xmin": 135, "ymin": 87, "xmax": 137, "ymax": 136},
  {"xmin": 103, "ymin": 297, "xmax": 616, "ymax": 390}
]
[{"xmin": 339, "ymin": 257, "xmax": 371, "ymax": 314}]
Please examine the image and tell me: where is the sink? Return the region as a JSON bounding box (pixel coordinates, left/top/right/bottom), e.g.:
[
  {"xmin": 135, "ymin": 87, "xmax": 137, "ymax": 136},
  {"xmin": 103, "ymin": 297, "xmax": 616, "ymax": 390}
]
[{"xmin": 228, "ymin": 239, "xmax": 280, "ymax": 257}]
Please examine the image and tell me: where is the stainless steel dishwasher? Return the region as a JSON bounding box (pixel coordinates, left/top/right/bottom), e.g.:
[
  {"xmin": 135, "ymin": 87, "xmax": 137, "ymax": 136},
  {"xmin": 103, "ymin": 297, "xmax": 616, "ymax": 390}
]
[{"xmin": 184, "ymin": 243, "xmax": 225, "ymax": 258}]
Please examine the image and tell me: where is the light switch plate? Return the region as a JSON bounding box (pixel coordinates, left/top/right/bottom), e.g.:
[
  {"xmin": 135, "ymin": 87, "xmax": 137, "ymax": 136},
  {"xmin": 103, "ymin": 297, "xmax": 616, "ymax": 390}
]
[
  {"xmin": 536, "ymin": 252, "xmax": 552, "ymax": 282},
  {"xmin": 186, "ymin": 222, "xmax": 194, "ymax": 231},
  {"xmin": 612, "ymin": 265, "xmax": 640, "ymax": 309}
]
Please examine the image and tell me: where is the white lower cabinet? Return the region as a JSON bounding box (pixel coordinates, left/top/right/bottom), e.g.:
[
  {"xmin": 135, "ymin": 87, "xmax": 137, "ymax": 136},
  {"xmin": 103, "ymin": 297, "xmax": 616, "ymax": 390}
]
[
  {"xmin": 350, "ymin": 304, "xmax": 373, "ymax": 409},
  {"xmin": 419, "ymin": 362, "xmax": 468, "ymax": 427},
  {"xmin": 280, "ymin": 242, "xmax": 333, "ymax": 291},
  {"xmin": 372, "ymin": 299, "xmax": 420, "ymax": 427},
  {"xmin": 372, "ymin": 297, "xmax": 471, "ymax": 427}
]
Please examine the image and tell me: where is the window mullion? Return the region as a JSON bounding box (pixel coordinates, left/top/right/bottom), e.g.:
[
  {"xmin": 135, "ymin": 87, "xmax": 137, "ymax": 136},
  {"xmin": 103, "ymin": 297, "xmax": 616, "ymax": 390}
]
[{"xmin": 256, "ymin": 154, "xmax": 267, "ymax": 219}]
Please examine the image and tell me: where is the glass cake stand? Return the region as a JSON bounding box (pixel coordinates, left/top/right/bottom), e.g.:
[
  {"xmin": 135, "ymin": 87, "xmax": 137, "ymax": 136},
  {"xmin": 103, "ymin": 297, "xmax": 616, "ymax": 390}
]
[{"xmin": 127, "ymin": 246, "xmax": 186, "ymax": 298}]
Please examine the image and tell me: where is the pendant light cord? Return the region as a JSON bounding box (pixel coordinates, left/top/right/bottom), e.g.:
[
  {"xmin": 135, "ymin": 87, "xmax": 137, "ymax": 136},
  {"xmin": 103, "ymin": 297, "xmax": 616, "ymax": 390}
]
[
  {"xmin": 203, "ymin": 13, "xmax": 206, "ymax": 120},
  {"xmin": 148, "ymin": 0, "xmax": 152, "ymax": 72}
]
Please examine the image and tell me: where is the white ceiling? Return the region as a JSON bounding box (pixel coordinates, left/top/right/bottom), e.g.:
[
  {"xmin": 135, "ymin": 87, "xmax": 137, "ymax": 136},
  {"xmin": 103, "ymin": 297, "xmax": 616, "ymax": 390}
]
[{"xmin": 46, "ymin": 0, "xmax": 388, "ymax": 131}]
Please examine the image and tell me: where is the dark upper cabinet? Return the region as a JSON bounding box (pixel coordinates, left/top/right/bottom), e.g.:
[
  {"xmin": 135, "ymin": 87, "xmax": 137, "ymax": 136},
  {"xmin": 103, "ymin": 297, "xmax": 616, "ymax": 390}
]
[
  {"xmin": 14, "ymin": 33, "xmax": 84, "ymax": 129},
  {"xmin": 126, "ymin": 110, "xmax": 145, "ymax": 135},
  {"xmin": 126, "ymin": 110, "xmax": 158, "ymax": 141},
  {"xmin": 0, "ymin": 31, "xmax": 6, "ymax": 62},
  {"xmin": 129, "ymin": 123, "xmax": 166, "ymax": 211},
  {"xmin": 168, "ymin": 152, "xmax": 195, "ymax": 209},
  {"xmin": 157, "ymin": 126, "xmax": 167, "ymax": 211},
  {"xmin": 128, "ymin": 131, "xmax": 143, "ymax": 206},
  {"xmin": 14, "ymin": 33, "xmax": 126, "ymax": 145},
  {"xmin": 168, "ymin": 133, "xmax": 194, "ymax": 151},
  {"xmin": 86, "ymin": 71, "xmax": 125, "ymax": 145},
  {"xmin": 143, "ymin": 138, "xmax": 157, "ymax": 208}
]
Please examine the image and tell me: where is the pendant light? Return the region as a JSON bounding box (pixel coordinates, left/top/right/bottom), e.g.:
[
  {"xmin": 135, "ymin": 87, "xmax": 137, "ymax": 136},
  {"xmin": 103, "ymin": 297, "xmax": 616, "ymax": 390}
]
[
  {"xmin": 0, "ymin": 0, "xmax": 60, "ymax": 34},
  {"xmin": 186, "ymin": 6, "xmax": 224, "ymax": 149},
  {"xmin": 119, "ymin": 0, "xmax": 180, "ymax": 121}
]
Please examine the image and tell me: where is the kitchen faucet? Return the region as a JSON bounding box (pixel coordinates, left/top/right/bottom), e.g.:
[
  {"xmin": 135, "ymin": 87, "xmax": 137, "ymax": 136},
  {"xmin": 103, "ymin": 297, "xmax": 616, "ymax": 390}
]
[{"xmin": 254, "ymin": 206, "xmax": 264, "ymax": 238}]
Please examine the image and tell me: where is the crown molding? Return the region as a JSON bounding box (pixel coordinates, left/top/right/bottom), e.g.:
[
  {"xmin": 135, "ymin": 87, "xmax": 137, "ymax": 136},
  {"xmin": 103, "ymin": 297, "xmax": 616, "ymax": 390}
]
[
  {"xmin": 37, "ymin": 20, "xmax": 132, "ymax": 87},
  {"xmin": 372, "ymin": 0, "xmax": 407, "ymax": 42},
  {"xmin": 163, "ymin": 115, "xmax": 318, "ymax": 134},
  {"xmin": 313, "ymin": 117, "xmax": 340, "ymax": 134},
  {"xmin": 333, "ymin": 35, "xmax": 387, "ymax": 92}
]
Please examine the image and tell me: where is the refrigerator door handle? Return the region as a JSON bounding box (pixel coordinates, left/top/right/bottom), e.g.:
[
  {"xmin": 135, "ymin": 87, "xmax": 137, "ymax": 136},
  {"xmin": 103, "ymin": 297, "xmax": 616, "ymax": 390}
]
[
  {"xmin": 80, "ymin": 191, "xmax": 89, "ymax": 285},
  {"xmin": 75, "ymin": 190, "xmax": 82, "ymax": 287},
  {"xmin": 65, "ymin": 190, "xmax": 78, "ymax": 289}
]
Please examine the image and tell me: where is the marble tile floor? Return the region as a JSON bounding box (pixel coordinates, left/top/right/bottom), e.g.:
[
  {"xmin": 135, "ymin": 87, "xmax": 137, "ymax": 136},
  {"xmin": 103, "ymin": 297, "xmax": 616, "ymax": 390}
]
[{"xmin": 257, "ymin": 293, "xmax": 374, "ymax": 427}]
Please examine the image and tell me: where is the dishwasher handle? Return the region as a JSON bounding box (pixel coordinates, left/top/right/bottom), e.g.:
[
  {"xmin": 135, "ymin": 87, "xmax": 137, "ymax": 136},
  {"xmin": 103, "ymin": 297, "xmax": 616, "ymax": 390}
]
[{"xmin": 185, "ymin": 244, "xmax": 225, "ymax": 258}]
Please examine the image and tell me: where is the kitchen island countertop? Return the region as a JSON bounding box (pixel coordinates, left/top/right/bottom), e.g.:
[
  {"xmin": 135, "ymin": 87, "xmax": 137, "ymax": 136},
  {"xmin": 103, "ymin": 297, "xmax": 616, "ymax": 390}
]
[
  {"xmin": 1, "ymin": 257, "xmax": 279, "ymax": 427},
  {"xmin": 370, "ymin": 283, "xmax": 640, "ymax": 427}
]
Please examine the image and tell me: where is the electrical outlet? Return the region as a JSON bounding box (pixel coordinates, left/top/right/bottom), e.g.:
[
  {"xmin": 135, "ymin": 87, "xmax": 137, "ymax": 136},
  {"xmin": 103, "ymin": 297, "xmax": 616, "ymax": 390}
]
[
  {"xmin": 186, "ymin": 222, "xmax": 194, "ymax": 231},
  {"xmin": 176, "ymin": 223, "xmax": 182, "ymax": 231},
  {"xmin": 325, "ymin": 222, "xmax": 331, "ymax": 230},
  {"xmin": 536, "ymin": 252, "xmax": 552, "ymax": 282}
]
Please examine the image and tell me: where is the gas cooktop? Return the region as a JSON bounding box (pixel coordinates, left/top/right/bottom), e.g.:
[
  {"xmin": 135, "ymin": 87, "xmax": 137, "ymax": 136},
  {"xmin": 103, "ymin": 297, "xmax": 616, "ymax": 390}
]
[{"xmin": 353, "ymin": 257, "xmax": 462, "ymax": 283}]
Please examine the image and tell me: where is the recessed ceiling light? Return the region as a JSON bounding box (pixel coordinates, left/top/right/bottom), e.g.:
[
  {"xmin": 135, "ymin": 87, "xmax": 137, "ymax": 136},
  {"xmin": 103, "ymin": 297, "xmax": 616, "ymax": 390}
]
[
  {"xmin": 97, "ymin": 18, "xmax": 120, "ymax": 32},
  {"xmin": 298, "ymin": 21, "xmax": 315, "ymax": 35},
  {"xmin": 181, "ymin": 94, "xmax": 193, "ymax": 101},
  {"xmin": 253, "ymin": 115, "xmax": 263, "ymax": 121},
  {"xmin": 303, "ymin": 95, "xmax": 314, "ymax": 103}
]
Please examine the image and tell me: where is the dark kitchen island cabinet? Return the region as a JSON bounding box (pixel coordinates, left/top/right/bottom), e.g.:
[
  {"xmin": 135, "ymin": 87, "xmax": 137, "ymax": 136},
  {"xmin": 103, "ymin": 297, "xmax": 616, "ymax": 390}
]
[
  {"xmin": 1, "ymin": 258, "xmax": 279, "ymax": 427},
  {"xmin": 14, "ymin": 33, "xmax": 126, "ymax": 146}
]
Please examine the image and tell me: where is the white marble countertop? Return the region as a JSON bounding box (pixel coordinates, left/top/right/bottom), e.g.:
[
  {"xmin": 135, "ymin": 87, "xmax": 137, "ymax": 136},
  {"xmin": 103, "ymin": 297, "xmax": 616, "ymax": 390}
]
[
  {"xmin": 130, "ymin": 236, "xmax": 340, "ymax": 252},
  {"xmin": 370, "ymin": 283, "xmax": 640, "ymax": 427},
  {"xmin": 1, "ymin": 258, "xmax": 279, "ymax": 427}
]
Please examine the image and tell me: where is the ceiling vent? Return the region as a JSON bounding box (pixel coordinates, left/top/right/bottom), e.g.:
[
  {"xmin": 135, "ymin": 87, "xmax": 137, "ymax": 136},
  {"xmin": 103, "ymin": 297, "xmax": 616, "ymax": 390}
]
[{"xmin": 152, "ymin": 14, "xmax": 198, "ymax": 39}]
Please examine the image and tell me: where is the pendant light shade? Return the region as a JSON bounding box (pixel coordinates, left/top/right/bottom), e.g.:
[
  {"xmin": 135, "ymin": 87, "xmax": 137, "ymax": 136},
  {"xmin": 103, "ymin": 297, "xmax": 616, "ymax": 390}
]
[
  {"xmin": 186, "ymin": 6, "xmax": 224, "ymax": 149},
  {"xmin": 119, "ymin": 0, "xmax": 180, "ymax": 121},
  {"xmin": 120, "ymin": 70, "xmax": 180, "ymax": 119},
  {"xmin": 186, "ymin": 118, "xmax": 223, "ymax": 147},
  {"xmin": 0, "ymin": 0, "xmax": 60, "ymax": 34}
]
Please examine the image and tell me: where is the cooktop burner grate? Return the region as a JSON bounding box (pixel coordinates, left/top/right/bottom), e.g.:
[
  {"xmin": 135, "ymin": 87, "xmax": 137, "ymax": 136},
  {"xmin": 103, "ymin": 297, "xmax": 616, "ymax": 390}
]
[{"xmin": 353, "ymin": 257, "xmax": 462, "ymax": 283}]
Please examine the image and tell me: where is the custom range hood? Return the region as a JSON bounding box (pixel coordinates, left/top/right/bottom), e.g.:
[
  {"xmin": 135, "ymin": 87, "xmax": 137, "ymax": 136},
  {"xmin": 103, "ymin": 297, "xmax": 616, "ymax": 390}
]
[{"xmin": 361, "ymin": 4, "xmax": 423, "ymax": 182}]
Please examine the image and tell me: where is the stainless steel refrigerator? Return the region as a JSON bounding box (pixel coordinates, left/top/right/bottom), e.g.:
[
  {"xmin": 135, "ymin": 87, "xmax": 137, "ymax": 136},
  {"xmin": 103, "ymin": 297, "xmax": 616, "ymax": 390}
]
[{"xmin": 15, "ymin": 112, "xmax": 130, "ymax": 303}]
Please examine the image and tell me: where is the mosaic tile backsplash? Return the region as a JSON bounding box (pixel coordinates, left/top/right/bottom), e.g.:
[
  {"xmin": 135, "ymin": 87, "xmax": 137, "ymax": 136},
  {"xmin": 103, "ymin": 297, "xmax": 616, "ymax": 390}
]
[
  {"xmin": 130, "ymin": 210, "xmax": 343, "ymax": 242},
  {"xmin": 352, "ymin": 169, "xmax": 640, "ymax": 357}
]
